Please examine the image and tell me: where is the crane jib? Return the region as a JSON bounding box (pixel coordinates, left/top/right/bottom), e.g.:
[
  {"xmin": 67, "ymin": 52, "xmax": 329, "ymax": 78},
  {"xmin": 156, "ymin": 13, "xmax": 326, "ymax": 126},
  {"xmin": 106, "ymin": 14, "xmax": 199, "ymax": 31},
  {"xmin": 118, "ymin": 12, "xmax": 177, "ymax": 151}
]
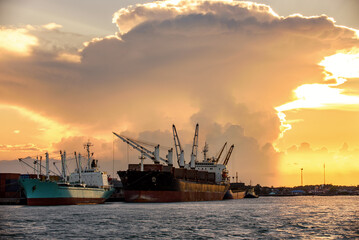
[{"xmin": 113, "ymin": 132, "xmax": 168, "ymax": 164}]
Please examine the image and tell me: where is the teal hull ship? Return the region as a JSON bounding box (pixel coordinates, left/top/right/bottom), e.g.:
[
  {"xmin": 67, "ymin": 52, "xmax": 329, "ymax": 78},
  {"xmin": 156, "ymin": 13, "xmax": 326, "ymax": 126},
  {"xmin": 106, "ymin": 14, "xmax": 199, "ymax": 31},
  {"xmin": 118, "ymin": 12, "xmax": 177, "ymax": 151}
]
[
  {"xmin": 19, "ymin": 142, "xmax": 114, "ymax": 206},
  {"xmin": 20, "ymin": 178, "xmax": 114, "ymax": 205}
]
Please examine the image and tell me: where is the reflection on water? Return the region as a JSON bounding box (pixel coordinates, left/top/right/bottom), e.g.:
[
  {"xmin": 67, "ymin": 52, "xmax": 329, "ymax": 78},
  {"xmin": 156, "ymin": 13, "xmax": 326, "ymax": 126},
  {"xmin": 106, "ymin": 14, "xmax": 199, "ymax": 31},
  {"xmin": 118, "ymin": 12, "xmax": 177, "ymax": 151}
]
[{"xmin": 0, "ymin": 196, "xmax": 358, "ymax": 239}]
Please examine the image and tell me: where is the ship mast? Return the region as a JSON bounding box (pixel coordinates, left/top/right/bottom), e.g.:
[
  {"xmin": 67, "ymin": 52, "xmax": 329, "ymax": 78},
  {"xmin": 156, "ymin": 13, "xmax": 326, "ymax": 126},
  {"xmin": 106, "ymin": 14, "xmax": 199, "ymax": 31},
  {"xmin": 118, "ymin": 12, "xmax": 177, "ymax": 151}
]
[
  {"xmin": 74, "ymin": 152, "xmax": 82, "ymax": 184},
  {"xmin": 45, "ymin": 152, "xmax": 49, "ymax": 180},
  {"xmin": 203, "ymin": 142, "xmax": 208, "ymax": 162},
  {"xmin": 60, "ymin": 151, "xmax": 67, "ymax": 181},
  {"xmin": 84, "ymin": 141, "xmax": 93, "ymax": 170},
  {"xmin": 19, "ymin": 156, "xmax": 58, "ymax": 178}
]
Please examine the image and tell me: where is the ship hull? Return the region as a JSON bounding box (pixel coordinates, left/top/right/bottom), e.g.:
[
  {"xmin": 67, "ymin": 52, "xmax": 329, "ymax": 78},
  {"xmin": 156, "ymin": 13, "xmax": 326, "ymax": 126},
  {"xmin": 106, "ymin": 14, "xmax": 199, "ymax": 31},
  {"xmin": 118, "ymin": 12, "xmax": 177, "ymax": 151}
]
[
  {"xmin": 223, "ymin": 190, "xmax": 246, "ymax": 200},
  {"xmin": 118, "ymin": 168, "xmax": 229, "ymax": 203},
  {"xmin": 124, "ymin": 183, "xmax": 227, "ymax": 203},
  {"xmin": 20, "ymin": 179, "xmax": 114, "ymax": 206}
]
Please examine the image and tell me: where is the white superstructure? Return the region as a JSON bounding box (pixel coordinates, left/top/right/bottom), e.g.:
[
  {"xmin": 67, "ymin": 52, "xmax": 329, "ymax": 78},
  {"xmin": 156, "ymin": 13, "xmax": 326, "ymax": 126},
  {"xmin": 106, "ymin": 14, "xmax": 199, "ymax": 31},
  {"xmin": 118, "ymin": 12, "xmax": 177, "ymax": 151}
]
[
  {"xmin": 194, "ymin": 162, "xmax": 227, "ymax": 184},
  {"xmin": 68, "ymin": 142, "xmax": 110, "ymax": 188},
  {"xmin": 177, "ymin": 124, "xmax": 232, "ymax": 184},
  {"xmin": 69, "ymin": 170, "xmax": 110, "ymax": 188}
]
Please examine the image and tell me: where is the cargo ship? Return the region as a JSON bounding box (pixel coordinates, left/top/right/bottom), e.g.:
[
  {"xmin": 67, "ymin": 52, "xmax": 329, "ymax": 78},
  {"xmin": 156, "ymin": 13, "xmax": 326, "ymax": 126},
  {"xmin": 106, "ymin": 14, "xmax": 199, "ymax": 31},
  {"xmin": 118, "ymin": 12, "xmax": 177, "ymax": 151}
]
[
  {"xmin": 19, "ymin": 142, "xmax": 114, "ymax": 206},
  {"xmin": 114, "ymin": 124, "xmax": 235, "ymax": 202}
]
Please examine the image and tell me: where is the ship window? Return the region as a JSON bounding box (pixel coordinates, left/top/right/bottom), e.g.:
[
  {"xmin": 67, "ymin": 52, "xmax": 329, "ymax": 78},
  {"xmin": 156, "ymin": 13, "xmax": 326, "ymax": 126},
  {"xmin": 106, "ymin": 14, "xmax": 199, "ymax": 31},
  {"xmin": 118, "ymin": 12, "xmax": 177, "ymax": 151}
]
[{"xmin": 210, "ymin": 168, "xmax": 213, "ymax": 170}]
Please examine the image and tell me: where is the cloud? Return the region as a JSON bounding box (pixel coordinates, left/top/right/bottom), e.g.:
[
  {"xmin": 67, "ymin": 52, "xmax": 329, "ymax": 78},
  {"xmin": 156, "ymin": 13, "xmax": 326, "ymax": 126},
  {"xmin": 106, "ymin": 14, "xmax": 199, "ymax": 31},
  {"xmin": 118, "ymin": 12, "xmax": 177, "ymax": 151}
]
[
  {"xmin": 0, "ymin": 143, "xmax": 42, "ymax": 152},
  {"xmin": 112, "ymin": 0, "xmax": 279, "ymax": 34},
  {"xmin": 42, "ymin": 23, "xmax": 63, "ymax": 30},
  {"xmin": 0, "ymin": 26, "xmax": 38, "ymax": 56},
  {"xmin": 1, "ymin": 0, "xmax": 359, "ymax": 185}
]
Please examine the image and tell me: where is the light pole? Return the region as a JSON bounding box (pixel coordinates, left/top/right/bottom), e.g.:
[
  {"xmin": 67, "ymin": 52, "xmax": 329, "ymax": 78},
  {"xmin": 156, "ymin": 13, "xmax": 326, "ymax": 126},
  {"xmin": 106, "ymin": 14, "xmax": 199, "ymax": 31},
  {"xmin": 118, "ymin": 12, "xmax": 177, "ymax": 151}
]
[
  {"xmin": 301, "ymin": 168, "xmax": 303, "ymax": 187},
  {"xmin": 324, "ymin": 163, "xmax": 326, "ymax": 186}
]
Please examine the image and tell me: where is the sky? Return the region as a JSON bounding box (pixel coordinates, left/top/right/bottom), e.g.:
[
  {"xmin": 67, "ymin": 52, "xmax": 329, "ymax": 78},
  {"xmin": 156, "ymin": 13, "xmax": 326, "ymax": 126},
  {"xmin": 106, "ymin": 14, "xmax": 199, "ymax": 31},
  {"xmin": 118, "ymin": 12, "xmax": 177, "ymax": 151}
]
[{"xmin": 0, "ymin": 0, "xmax": 359, "ymax": 187}]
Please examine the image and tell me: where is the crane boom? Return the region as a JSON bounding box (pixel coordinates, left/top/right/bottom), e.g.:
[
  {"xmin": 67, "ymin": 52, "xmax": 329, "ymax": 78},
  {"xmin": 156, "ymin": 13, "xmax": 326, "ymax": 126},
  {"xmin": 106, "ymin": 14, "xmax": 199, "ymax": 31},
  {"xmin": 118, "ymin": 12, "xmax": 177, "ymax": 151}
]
[
  {"xmin": 113, "ymin": 132, "xmax": 168, "ymax": 164},
  {"xmin": 190, "ymin": 123, "xmax": 199, "ymax": 169},
  {"xmin": 172, "ymin": 124, "xmax": 182, "ymax": 166},
  {"xmin": 223, "ymin": 144, "xmax": 234, "ymax": 165},
  {"xmin": 215, "ymin": 142, "xmax": 227, "ymax": 163},
  {"xmin": 191, "ymin": 123, "xmax": 199, "ymax": 159},
  {"xmin": 18, "ymin": 157, "xmax": 60, "ymax": 177}
]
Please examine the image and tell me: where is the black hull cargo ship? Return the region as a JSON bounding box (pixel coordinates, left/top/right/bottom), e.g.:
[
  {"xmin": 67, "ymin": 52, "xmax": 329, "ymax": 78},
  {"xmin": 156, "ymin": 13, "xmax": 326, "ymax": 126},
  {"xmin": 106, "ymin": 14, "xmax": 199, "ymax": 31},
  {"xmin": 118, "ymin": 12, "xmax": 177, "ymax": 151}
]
[
  {"xmin": 114, "ymin": 124, "xmax": 235, "ymax": 203},
  {"xmin": 118, "ymin": 164, "xmax": 229, "ymax": 202}
]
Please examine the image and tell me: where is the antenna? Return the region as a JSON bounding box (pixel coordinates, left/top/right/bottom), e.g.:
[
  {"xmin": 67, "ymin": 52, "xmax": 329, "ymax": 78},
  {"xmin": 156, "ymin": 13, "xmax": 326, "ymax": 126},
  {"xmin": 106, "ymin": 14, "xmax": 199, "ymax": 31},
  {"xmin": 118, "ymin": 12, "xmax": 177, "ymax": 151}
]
[{"xmin": 203, "ymin": 142, "xmax": 208, "ymax": 162}]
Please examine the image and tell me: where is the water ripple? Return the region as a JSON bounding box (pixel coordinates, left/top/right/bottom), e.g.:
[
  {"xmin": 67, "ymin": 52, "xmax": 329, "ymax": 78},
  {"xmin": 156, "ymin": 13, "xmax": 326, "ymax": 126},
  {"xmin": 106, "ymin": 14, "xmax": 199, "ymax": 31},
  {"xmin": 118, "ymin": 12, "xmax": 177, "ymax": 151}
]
[{"xmin": 0, "ymin": 196, "xmax": 358, "ymax": 239}]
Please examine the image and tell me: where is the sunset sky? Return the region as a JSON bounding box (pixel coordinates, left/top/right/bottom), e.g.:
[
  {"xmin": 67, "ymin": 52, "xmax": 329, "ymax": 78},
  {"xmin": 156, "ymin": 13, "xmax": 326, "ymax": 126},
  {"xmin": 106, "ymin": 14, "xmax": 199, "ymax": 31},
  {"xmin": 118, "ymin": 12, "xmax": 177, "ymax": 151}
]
[{"xmin": 1, "ymin": 0, "xmax": 359, "ymax": 187}]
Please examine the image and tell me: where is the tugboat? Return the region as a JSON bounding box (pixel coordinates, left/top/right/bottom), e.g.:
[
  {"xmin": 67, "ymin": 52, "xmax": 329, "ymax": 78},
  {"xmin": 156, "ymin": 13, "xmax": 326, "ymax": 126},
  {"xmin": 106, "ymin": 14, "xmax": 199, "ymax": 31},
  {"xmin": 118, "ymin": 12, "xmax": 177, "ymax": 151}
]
[
  {"xmin": 19, "ymin": 142, "xmax": 114, "ymax": 206},
  {"xmin": 115, "ymin": 124, "xmax": 235, "ymax": 202},
  {"xmin": 244, "ymin": 187, "xmax": 259, "ymax": 198}
]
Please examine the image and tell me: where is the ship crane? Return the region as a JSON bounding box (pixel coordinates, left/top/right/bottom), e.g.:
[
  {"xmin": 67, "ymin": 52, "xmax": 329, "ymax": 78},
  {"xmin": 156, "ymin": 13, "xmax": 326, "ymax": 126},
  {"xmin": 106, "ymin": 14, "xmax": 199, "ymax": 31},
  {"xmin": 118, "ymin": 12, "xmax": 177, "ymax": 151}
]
[
  {"xmin": 113, "ymin": 132, "xmax": 172, "ymax": 165},
  {"xmin": 172, "ymin": 124, "xmax": 185, "ymax": 168},
  {"xmin": 190, "ymin": 123, "xmax": 199, "ymax": 169},
  {"xmin": 214, "ymin": 142, "xmax": 227, "ymax": 163},
  {"xmin": 18, "ymin": 154, "xmax": 59, "ymax": 180},
  {"xmin": 222, "ymin": 144, "xmax": 234, "ymax": 166}
]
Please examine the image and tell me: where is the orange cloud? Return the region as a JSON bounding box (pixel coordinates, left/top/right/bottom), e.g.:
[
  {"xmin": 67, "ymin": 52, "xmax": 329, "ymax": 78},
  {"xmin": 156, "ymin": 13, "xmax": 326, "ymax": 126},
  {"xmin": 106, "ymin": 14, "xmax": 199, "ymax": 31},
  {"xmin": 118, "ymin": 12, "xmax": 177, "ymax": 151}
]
[{"xmin": 0, "ymin": 27, "xmax": 38, "ymax": 56}]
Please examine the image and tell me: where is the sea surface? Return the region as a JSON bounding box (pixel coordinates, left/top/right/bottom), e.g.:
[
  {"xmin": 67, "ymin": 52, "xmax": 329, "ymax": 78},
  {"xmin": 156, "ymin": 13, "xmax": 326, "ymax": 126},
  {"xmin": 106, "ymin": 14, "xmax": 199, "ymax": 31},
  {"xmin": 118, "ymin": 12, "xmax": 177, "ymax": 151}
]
[{"xmin": 0, "ymin": 196, "xmax": 358, "ymax": 239}]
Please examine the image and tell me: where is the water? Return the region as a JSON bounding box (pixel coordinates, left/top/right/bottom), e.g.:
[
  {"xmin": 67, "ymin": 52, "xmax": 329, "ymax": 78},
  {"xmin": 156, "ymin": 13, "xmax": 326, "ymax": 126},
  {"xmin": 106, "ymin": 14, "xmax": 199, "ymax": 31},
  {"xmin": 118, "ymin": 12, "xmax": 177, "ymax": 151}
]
[{"xmin": 0, "ymin": 196, "xmax": 358, "ymax": 239}]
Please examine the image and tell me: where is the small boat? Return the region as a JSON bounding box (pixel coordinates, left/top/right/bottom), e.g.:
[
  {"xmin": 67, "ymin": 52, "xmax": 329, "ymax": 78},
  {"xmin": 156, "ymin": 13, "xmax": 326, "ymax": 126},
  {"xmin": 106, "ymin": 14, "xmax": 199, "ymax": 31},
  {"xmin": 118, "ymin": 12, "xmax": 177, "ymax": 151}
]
[
  {"xmin": 244, "ymin": 187, "xmax": 259, "ymax": 198},
  {"xmin": 19, "ymin": 142, "xmax": 114, "ymax": 206},
  {"xmin": 223, "ymin": 189, "xmax": 246, "ymax": 200}
]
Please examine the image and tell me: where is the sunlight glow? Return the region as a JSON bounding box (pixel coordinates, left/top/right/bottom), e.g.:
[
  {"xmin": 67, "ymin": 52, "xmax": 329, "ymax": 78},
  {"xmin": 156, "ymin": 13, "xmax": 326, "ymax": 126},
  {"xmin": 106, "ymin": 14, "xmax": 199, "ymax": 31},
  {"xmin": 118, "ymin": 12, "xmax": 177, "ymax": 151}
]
[
  {"xmin": 0, "ymin": 28, "xmax": 38, "ymax": 56},
  {"xmin": 277, "ymin": 112, "xmax": 291, "ymax": 138},
  {"xmin": 276, "ymin": 47, "xmax": 359, "ymax": 117},
  {"xmin": 56, "ymin": 53, "xmax": 81, "ymax": 63},
  {"xmin": 319, "ymin": 47, "xmax": 359, "ymax": 79},
  {"xmin": 42, "ymin": 23, "xmax": 63, "ymax": 30},
  {"xmin": 0, "ymin": 104, "xmax": 79, "ymax": 142},
  {"xmin": 276, "ymin": 83, "xmax": 359, "ymax": 112}
]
